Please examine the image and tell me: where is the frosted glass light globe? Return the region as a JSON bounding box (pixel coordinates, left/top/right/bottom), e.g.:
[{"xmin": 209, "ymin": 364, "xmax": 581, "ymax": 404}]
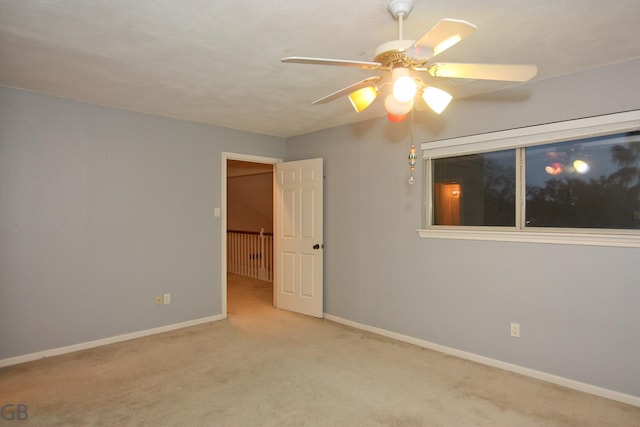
[
  {"xmin": 384, "ymin": 94, "xmax": 413, "ymax": 115},
  {"xmin": 393, "ymin": 75, "xmax": 417, "ymax": 102}
]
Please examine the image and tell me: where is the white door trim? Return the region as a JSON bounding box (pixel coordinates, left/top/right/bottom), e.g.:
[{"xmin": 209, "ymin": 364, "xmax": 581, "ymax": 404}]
[{"xmin": 221, "ymin": 152, "xmax": 282, "ymax": 317}]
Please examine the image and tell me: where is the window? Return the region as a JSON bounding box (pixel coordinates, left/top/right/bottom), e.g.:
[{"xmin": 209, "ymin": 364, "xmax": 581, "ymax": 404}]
[
  {"xmin": 433, "ymin": 150, "xmax": 516, "ymax": 226},
  {"xmin": 525, "ymin": 133, "xmax": 640, "ymax": 229},
  {"xmin": 419, "ymin": 111, "xmax": 640, "ymax": 247}
]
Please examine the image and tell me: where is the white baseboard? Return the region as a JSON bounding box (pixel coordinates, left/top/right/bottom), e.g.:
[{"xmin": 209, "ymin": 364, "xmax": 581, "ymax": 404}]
[
  {"xmin": 0, "ymin": 314, "xmax": 225, "ymax": 368},
  {"xmin": 324, "ymin": 313, "xmax": 640, "ymax": 408}
]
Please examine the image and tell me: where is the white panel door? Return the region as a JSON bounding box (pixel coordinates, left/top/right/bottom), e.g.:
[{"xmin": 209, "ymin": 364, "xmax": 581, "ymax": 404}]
[{"xmin": 274, "ymin": 158, "xmax": 323, "ymax": 318}]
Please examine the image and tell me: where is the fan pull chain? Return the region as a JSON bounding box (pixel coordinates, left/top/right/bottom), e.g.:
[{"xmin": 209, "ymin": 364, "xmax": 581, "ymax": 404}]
[{"xmin": 408, "ymin": 110, "xmax": 417, "ymax": 184}]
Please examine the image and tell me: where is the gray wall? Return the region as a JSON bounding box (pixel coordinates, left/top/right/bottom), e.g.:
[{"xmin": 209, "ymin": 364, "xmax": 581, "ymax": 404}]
[
  {"xmin": 0, "ymin": 87, "xmax": 284, "ymax": 359},
  {"xmin": 285, "ymin": 59, "xmax": 640, "ymax": 397}
]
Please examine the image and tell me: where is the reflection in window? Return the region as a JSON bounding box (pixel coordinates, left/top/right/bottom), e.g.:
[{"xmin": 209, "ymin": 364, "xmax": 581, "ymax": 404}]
[
  {"xmin": 526, "ymin": 131, "xmax": 640, "ymax": 229},
  {"xmin": 433, "ymin": 150, "xmax": 516, "ymax": 226}
]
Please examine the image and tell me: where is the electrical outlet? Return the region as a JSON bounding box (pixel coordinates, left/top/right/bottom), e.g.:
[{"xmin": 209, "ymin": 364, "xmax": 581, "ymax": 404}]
[
  {"xmin": 510, "ymin": 322, "xmax": 520, "ymax": 338},
  {"xmin": 155, "ymin": 294, "xmax": 163, "ymax": 306},
  {"xmin": 163, "ymin": 293, "xmax": 171, "ymax": 305}
]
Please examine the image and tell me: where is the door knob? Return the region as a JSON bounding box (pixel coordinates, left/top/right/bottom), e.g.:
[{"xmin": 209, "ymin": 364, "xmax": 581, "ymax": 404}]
[{"xmin": 313, "ymin": 244, "xmax": 320, "ymax": 250}]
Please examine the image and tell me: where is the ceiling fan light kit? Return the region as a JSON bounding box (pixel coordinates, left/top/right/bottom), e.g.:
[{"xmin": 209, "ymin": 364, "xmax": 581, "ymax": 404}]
[{"xmin": 282, "ymin": 0, "xmax": 537, "ymax": 121}]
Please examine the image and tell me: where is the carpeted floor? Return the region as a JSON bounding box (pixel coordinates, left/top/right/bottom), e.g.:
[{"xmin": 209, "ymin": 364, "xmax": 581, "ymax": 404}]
[{"xmin": 1, "ymin": 273, "xmax": 639, "ymax": 426}]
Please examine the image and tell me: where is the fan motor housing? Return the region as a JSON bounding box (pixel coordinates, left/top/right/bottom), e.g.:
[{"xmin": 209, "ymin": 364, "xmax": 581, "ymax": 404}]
[{"xmin": 374, "ymin": 39, "xmax": 414, "ymax": 68}]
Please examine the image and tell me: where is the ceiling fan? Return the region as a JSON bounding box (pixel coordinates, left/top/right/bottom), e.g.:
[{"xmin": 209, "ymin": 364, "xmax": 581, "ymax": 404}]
[{"xmin": 282, "ymin": 0, "xmax": 537, "ymax": 122}]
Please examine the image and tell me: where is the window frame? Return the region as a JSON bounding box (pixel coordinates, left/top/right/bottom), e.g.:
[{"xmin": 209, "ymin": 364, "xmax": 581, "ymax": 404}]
[{"xmin": 417, "ymin": 110, "xmax": 640, "ymax": 248}]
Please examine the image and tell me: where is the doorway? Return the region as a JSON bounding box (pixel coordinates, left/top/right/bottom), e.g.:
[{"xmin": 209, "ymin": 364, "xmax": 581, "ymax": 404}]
[{"xmin": 221, "ymin": 153, "xmax": 281, "ymax": 317}]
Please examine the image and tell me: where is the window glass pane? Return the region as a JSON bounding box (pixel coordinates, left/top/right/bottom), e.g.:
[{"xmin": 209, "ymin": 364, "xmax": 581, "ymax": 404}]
[
  {"xmin": 525, "ymin": 131, "xmax": 640, "ymax": 229},
  {"xmin": 432, "ymin": 150, "xmax": 516, "ymax": 226}
]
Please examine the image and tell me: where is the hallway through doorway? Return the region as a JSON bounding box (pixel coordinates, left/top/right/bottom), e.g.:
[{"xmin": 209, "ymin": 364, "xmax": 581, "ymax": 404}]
[{"xmin": 226, "ymin": 273, "xmax": 274, "ymax": 317}]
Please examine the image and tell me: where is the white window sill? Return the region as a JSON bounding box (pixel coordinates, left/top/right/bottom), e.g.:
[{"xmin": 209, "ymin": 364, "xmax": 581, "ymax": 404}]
[{"xmin": 416, "ymin": 228, "xmax": 640, "ymax": 248}]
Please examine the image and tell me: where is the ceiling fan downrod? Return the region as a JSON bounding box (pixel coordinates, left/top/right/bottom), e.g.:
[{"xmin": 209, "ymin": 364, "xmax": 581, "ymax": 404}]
[{"xmin": 388, "ymin": 0, "xmax": 415, "ymax": 40}]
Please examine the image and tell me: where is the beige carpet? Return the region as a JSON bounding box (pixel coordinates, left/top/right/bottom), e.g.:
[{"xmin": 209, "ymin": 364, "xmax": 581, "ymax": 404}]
[{"xmin": 1, "ymin": 273, "xmax": 639, "ymax": 426}]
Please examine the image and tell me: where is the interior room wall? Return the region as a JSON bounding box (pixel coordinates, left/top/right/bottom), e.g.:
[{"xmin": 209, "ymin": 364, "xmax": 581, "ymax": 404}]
[
  {"xmin": 284, "ymin": 58, "xmax": 640, "ymax": 399},
  {"xmin": 227, "ymin": 172, "xmax": 273, "ymax": 234},
  {"xmin": 2, "ymin": 57, "xmax": 639, "ymax": 401},
  {"xmin": 0, "ymin": 87, "xmax": 285, "ymax": 360}
]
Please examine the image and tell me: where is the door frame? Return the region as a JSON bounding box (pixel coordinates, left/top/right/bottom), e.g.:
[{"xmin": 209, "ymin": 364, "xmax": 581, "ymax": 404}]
[{"xmin": 221, "ymin": 152, "xmax": 282, "ymax": 317}]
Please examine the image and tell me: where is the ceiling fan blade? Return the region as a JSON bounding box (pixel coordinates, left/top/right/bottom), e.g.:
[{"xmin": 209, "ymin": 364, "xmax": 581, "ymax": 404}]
[
  {"xmin": 426, "ymin": 63, "xmax": 538, "ymax": 82},
  {"xmin": 312, "ymin": 76, "xmax": 382, "ymax": 105},
  {"xmin": 412, "ymin": 19, "xmax": 477, "ymax": 59},
  {"xmin": 282, "ymin": 56, "xmax": 381, "ymax": 70}
]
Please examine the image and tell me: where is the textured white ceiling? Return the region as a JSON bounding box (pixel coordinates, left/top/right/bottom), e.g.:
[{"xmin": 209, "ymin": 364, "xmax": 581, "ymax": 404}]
[{"xmin": 1, "ymin": 0, "xmax": 639, "ymax": 137}]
